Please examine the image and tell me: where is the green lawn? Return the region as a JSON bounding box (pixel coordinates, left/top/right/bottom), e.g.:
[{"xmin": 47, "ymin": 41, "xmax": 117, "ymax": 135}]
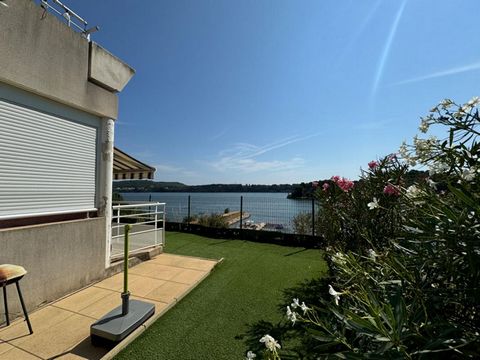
[{"xmin": 116, "ymin": 232, "xmax": 327, "ymax": 360}]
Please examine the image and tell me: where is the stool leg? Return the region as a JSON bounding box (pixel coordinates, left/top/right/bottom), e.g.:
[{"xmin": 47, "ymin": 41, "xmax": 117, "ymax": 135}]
[
  {"xmin": 15, "ymin": 282, "xmax": 33, "ymax": 334},
  {"xmin": 2, "ymin": 285, "xmax": 9, "ymax": 326}
]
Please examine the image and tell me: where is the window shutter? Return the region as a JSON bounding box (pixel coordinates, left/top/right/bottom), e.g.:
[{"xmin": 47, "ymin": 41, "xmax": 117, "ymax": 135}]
[{"xmin": 0, "ymin": 99, "xmax": 97, "ymax": 219}]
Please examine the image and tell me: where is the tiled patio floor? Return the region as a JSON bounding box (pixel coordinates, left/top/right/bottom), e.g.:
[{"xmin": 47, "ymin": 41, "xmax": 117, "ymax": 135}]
[{"xmin": 0, "ymin": 253, "xmax": 219, "ymax": 360}]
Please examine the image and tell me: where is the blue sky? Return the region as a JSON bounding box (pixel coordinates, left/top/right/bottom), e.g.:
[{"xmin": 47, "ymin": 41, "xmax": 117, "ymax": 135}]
[{"xmin": 67, "ymin": 0, "xmax": 479, "ymax": 184}]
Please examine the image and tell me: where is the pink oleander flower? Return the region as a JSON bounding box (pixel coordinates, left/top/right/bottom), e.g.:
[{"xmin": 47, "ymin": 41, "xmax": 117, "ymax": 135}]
[
  {"xmin": 322, "ymin": 183, "xmax": 330, "ymax": 192},
  {"xmin": 383, "ymin": 184, "xmax": 400, "ymax": 196},
  {"xmin": 368, "ymin": 160, "xmax": 379, "ymax": 170},
  {"xmin": 332, "ymin": 176, "xmax": 354, "ymax": 192},
  {"xmin": 312, "ymin": 181, "xmax": 319, "ymax": 188}
]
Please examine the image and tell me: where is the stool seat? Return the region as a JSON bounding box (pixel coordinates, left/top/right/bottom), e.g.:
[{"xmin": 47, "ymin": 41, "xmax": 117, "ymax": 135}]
[
  {"xmin": 1, "ymin": 264, "xmax": 32, "ymax": 334},
  {"xmin": 0, "ymin": 264, "xmax": 27, "ymax": 283}
]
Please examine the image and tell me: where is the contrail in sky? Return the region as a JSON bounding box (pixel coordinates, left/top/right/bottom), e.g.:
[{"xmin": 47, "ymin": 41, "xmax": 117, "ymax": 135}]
[
  {"xmin": 393, "ymin": 61, "xmax": 480, "ymax": 85},
  {"xmin": 371, "ymin": 0, "xmax": 407, "ymax": 99},
  {"xmin": 335, "ymin": 0, "xmax": 382, "ymax": 66}
]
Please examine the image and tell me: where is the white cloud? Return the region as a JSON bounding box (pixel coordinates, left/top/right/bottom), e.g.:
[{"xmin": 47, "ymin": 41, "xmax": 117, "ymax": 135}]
[
  {"xmin": 153, "ymin": 163, "xmax": 198, "ymax": 180},
  {"xmin": 211, "ymin": 157, "xmax": 305, "ymax": 173},
  {"xmin": 206, "ymin": 133, "xmax": 318, "ymax": 174}
]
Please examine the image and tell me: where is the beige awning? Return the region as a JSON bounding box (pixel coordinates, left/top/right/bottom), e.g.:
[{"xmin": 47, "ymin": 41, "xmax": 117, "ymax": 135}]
[{"xmin": 113, "ymin": 147, "xmax": 155, "ymax": 180}]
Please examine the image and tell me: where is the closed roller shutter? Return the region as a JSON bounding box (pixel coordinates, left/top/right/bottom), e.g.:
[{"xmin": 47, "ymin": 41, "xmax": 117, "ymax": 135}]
[{"xmin": 0, "ymin": 99, "xmax": 97, "ymax": 219}]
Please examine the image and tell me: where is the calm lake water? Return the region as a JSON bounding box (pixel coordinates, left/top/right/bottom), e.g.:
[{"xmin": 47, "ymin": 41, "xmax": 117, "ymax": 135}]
[{"xmin": 120, "ymin": 192, "xmax": 312, "ymax": 233}]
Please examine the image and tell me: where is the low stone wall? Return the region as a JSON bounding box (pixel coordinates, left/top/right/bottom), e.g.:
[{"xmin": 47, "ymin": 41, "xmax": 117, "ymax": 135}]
[{"xmin": 0, "ymin": 218, "xmax": 107, "ymax": 315}]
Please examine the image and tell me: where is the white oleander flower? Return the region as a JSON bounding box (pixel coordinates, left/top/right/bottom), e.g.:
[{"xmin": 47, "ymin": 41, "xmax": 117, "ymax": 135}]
[
  {"xmin": 286, "ymin": 307, "xmax": 297, "ymax": 325},
  {"xmin": 291, "ymin": 298, "xmax": 300, "ymax": 309},
  {"xmin": 440, "ymin": 99, "xmax": 453, "ymax": 109},
  {"xmin": 328, "ymin": 285, "xmax": 341, "ymax": 306},
  {"xmin": 300, "ymin": 302, "xmax": 310, "ymax": 314},
  {"xmin": 427, "ymin": 178, "xmax": 437, "ymax": 189},
  {"xmin": 246, "ymin": 350, "xmax": 256, "ymax": 359},
  {"xmin": 467, "ymin": 96, "xmax": 480, "ymax": 107},
  {"xmin": 367, "ymin": 249, "xmax": 378, "ymax": 260},
  {"xmin": 260, "ymin": 335, "xmax": 281, "ymax": 351},
  {"xmin": 367, "ymin": 197, "xmax": 379, "ymax": 210},
  {"xmin": 406, "ymin": 185, "xmax": 422, "ymax": 198},
  {"xmin": 462, "ymin": 169, "xmax": 475, "ymax": 181},
  {"xmin": 429, "ymin": 162, "xmax": 449, "ymax": 176},
  {"xmin": 331, "ymin": 252, "xmax": 346, "ymax": 266},
  {"xmin": 286, "ymin": 305, "xmax": 297, "ymax": 324},
  {"xmin": 419, "ymin": 118, "xmax": 430, "ymax": 133}
]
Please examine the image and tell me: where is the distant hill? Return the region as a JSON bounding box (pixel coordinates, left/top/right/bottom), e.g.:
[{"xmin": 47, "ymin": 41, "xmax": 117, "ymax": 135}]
[{"xmin": 113, "ymin": 180, "xmax": 296, "ymax": 193}]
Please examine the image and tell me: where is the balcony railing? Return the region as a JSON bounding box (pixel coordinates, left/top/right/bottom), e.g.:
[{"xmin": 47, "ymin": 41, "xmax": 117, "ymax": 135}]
[{"xmin": 111, "ymin": 202, "xmax": 165, "ymax": 260}]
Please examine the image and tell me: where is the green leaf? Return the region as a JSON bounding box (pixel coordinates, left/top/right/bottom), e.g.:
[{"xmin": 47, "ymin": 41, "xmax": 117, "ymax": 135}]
[{"xmin": 447, "ymin": 184, "xmax": 477, "ymax": 209}]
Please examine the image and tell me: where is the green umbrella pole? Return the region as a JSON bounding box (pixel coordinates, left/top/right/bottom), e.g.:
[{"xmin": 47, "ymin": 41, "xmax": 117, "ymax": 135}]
[{"xmin": 122, "ymin": 224, "xmax": 132, "ymax": 315}]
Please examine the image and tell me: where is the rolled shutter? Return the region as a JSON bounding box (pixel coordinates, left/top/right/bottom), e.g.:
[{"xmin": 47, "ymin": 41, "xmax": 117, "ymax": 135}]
[{"xmin": 0, "ymin": 99, "xmax": 98, "ymax": 219}]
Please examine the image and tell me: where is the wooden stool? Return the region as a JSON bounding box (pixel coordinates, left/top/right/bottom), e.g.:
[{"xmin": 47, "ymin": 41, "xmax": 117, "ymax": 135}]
[{"xmin": 0, "ymin": 264, "xmax": 33, "ymax": 334}]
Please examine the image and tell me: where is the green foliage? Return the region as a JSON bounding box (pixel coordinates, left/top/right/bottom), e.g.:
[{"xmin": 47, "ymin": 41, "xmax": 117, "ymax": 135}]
[
  {"xmin": 314, "ymin": 156, "xmax": 409, "ymax": 251},
  {"xmin": 245, "ymin": 98, "xmax": 480, "ymax": 359},
  {"xmin": 185, "ymin": 213, "xmax": 229, "ymax": 228},
  {"xmin": 292, "ymin": 212, "xmax": 312, "ymax": 235},
  {"xmin": 197, "ymin": 213, "xmax": 229, "ymax": 228}
]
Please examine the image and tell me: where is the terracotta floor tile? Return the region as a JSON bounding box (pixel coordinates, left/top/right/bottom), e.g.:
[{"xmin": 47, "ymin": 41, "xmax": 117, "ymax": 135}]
[
  {"xmin": 53, "ymin": 287, "xmax": 113, "ymax": 313},
  {"xmin": 170, "ymin": 268, "xmax": 207, "ymax": 285},
  {"xmin": 129, "ymin": 263, "xmax": 179, "ymax": 281},
  {"xmin": 0, "ymin": 346, "xmax": 41, "ymax": 359},
  {"xmin": 10, "ymin": 313, "xmax": 93, "ymax": 359},
  {"xmin": 150, "ymin": 254, "xmax": 218, "ymax": 271},
  {"xmin": 53, "ymin": 337, "xmax": 109, "ymax": 360},
  {"xmin": 0, "ymin": 306, "xmax": 73, "ymax": 343},
  {"xmin": 76, "ymin": 292, "xmax": 124, "ymax": 320},
  {"xmin": 0, "ymin": 341, "xmax": 14, "ymax": 356},
  {"xmin": 144, "ymin": 281, "xmax": 191, "ymax": 303},
  {"xmin": 91, "ymin": 273, "xmax": 125, "ymax": 292},
  {"xmin": 128, "ymin": 277, "xmax": 167, "ymax": 298},
  {"xmin": 93, "ymin": 273, "xmax": 142, "ymax": 292}
]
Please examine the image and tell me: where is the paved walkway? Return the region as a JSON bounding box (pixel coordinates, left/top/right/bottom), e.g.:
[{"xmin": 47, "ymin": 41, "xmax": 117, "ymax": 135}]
[{"xmin": 0, "ymin": 253, "xmax": 219, "ymax": 359}]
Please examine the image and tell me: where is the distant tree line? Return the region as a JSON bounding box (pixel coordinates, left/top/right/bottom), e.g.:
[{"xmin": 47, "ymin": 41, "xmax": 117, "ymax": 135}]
[{"xmin": 112, "ymin": 180, "xmax": 296, "ymax": 193}]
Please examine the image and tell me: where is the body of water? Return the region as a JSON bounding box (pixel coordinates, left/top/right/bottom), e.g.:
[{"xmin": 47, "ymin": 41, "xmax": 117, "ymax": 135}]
[{"xmin": 120, "ymin": 192, "xmax": 312, "ymax": 233}]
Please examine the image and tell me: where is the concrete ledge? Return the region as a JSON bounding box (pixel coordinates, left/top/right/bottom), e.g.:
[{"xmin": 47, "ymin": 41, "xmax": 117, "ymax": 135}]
[{"xmin": 89, "ymin": 42, "xmax": 135, "ymax": 92}]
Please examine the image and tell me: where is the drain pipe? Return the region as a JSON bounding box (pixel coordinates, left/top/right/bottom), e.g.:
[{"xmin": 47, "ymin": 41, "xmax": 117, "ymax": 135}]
[{"xmin": 99, "ymin": 118, "xmax": 115, "ymax": 268}]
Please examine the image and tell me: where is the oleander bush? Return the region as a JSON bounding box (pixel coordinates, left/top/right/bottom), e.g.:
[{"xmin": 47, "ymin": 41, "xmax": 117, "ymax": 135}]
[{"xmin": 245, "ymin": 98, "xmax": 480, "ymax": 359}]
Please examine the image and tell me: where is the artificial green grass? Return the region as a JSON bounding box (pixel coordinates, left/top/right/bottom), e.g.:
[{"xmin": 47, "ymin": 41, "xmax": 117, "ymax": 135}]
[{"xmin": 115, "ymin": 232, "xmax": 327, "ymax": 360}]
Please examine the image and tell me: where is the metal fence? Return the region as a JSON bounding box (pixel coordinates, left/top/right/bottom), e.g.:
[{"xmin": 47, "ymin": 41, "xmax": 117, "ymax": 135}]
[
  {"xmin": 119, "ymin": 194, "xmax": 317, "ymax": 236},
  {"xmin": 111, "ymin": 202, "xmax": 165, "ymax": 260}
]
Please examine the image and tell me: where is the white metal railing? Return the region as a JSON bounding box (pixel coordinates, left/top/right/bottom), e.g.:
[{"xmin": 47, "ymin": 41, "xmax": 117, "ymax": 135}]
[
  {"xmin": 40, "ymin": 0, "xmax": 99, "ymax": 40},
  {"xmin": 111, "ymin": 202, "xmax": 166, "ymax": 259}
]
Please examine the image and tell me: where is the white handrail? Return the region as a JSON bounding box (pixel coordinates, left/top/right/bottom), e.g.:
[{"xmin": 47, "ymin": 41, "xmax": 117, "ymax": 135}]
[{"xmin": 110, "ymin": 202, "xmax": 166, "ymax": 259}]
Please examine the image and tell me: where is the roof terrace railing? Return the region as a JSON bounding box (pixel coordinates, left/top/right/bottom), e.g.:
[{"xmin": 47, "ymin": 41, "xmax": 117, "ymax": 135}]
[{"xmin": 40, "ymin": 0, "xmax": 99, "ymax": 40}]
